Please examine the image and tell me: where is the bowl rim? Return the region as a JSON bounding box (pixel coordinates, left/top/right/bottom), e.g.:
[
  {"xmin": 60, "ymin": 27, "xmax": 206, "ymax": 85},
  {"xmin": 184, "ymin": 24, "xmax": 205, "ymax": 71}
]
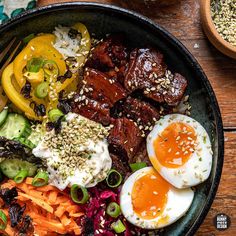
[
  {"xmin": 200, "ymin": 0, "xmax": 236, "ymax": 59},
  {"xmin": 0, "ymin": 2, "xmax": 224, "ymax": 235}
]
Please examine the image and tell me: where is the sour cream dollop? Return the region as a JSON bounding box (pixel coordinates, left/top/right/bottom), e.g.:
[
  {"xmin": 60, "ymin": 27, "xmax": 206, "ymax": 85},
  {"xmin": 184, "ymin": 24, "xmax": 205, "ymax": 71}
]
[{"xmin": 33, "ymin": 113, "xmax": 112, "ymax": 190}]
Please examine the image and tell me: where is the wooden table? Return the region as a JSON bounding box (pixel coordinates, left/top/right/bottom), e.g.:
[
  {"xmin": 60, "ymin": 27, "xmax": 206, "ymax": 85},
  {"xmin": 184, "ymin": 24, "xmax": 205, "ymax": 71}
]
[{"xmin": 38, "ymin": 0, "xmax": 236, "ymax": 235}]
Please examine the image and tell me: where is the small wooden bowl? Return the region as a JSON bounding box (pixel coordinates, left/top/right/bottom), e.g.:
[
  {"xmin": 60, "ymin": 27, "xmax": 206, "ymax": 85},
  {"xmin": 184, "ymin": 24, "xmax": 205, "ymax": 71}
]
[{"xmin": 200, "ymin": 0, "xmax": 236, "ymax": 59}]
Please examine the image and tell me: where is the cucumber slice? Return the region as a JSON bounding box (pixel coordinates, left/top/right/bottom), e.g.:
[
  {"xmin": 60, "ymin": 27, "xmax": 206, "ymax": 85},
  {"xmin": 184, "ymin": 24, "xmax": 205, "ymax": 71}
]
[
  {"xmin": 0, "ymin": 159, "xmax": 37, "ymax": 179},
  {"xmin": 0, "ymin": 108, "xmax": 8, "ymax": 127},
  {"xmin": 0, "ymin": 113, "xmax": 31, "ymax": 139},
  {"xmin": 14, "ymin": 137, "xmax": 36, "ymax": 149}
]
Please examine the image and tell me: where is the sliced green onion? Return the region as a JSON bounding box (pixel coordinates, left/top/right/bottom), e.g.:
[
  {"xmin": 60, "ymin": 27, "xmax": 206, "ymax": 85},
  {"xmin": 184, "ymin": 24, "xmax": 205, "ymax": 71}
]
[
  {"xmin": 70, "ymin": 184, "xmax": 90, "ymax": 204},
  {"xmin": 106, "ymin": 202, "xmax": 121, "ymax": 218},
  {"xmin": 35, "ymin": 82, "xmax": 49, "ymax": 99},
  {"xmin": 43, "ymin": 60, "xmax": 59, "ymax": 79},
  {"xmin": 48, "ymin": 109, "xmax": 64, "ymax": 122},
  {"xmin": 14, "ymin": 169, "xmax": 28, "ymax": 183},
  {"xmin": 32, "ymin": 171, "xmax": 49, "ymax": 187},
  {"xmin": 0, "ymin": 210, "xmax": 7, "ymax": 230},
  {"xmin": 111, "ymin": 219, "xmax": 126, "ymax": 233},
  {"xmin": 23, "ymin": 33, "xmax": 35, "ymax": 44},
  {"xmin": 129, "ymin": 162, "xmax": 147, "ymax": 172},
  {"xmin": 106, "ymin": 169, "xmax": 123, "ymax": 188},
  {"xmin": 26, "ymin": 58, "xmax": 44, "ymax": 73}
]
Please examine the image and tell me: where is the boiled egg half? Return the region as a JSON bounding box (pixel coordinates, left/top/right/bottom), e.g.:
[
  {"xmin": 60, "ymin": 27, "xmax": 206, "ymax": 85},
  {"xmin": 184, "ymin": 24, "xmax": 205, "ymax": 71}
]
[
  {"xmin": 147, "ymin": 114, "xmax": 213, "ymax": 189},
  {"xmin": 120, "ymin": 167, "xmax": 194, "ymax": 229}
]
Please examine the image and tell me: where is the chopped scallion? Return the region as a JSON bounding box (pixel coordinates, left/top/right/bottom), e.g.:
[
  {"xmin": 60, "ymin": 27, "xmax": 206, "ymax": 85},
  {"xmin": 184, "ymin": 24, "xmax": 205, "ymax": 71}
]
[
  {"xmin": 111, "ymin": 219, "xmax": 126, "ymax": 233},
  {"xmin": 129, "ymin": 162, "xmax": 147, "ymax": 172},
  {"xmin": 32, "ymin": 171, "xmax": 49, "ymax": 187},
  {"xmin": 35, "ymin": 82, "xmax": 49, "ymax": 99},
  {"xmin": 106, "ymin": 169, "xmax": 123, "ymax": 188},
  {"xmin": 48, "ymin": 109, "xmax": 64, "ymax": 122},
  {"xmin": 106, "ymin": 202, "xmax": 121, "ymax": 218},
  {"xmin": 43, "ymin": 60, "xmax": 59, "ymax": 79},
  {"xmin": 70, "ymin": 184, "xmax": 90, "ymax": 204},
  {"xmin": 26, "ymin": 57, "xmax": 44, "ymax": 73},
  {"xmin": 14, "ymin": 169, "xmax": 28, "ymax": 183}
]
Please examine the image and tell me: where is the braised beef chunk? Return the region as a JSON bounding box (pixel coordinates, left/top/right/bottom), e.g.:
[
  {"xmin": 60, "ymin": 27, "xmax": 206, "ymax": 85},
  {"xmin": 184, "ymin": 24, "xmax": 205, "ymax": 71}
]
[
  {"xmin": 124, "ymin": 48, "xmax": 166, "ymax": 91},
  {"xmin": 131, "ymin": 141, "xmax": 151, "ymax": 165},
  {"xmin": 87, "ymin": 35, "xmax": 128, "ymax": 71},
  {"xmin": 124, "ymin": 48, "xmax": 187, "ymax": 106},
  {"xmin": 72, "ymin": 97, "xmax": 111, "ymax": 126},
  {"xmin": 123, "ymin": 97, "xmax": 160, "ymax": 129},
  {"xmin": 111, "ymin": 154, "xmax": 131, "ymax": 176},
  {"xmin": 161, "ymin": 73, "xmax": 188, "ymax": 106},
  {"xmin": 82, "ymin": 68, "xmax": 127, "ymax": 107},
  {"xmin": 87, "ymin": 35, "xmax": 129, "ymax": 85},
  {"xmin": 108, "ymin": 118, "xmax": 143, "ymax": 161}
]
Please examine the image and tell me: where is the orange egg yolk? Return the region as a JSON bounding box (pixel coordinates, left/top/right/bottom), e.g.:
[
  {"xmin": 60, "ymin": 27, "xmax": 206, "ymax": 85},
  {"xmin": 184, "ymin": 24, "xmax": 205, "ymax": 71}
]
[
  {"xmin": 131, "ymin": 169, "xmax": 170, "ymax": 220},
  {"xmin": 154, "ymin": 122, "xmax": 197, "ymax": 168}
]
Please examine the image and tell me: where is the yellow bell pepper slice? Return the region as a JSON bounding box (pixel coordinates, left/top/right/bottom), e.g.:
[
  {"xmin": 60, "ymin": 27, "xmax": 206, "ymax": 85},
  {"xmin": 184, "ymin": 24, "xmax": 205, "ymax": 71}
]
[
  {"xmin": 23, "ymin": 69, "xmax": 44, "ymax": 84},
  {"xmin": 28, "ymin": 34, "xmax": 55, "ymax": 45},
  {"xmin": 2, "ymin": 63, "xmax": 39, "ymax": 120},
  {"xmin": 73, "ymin": 22, "xmax": 91, "ymax": 67},
  {"xmin": 13, "ymin": 34, "xmax": 66, "ymax": 88}
]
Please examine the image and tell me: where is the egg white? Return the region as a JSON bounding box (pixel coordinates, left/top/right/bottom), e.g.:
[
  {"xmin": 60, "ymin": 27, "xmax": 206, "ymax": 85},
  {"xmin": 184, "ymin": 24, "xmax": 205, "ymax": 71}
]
[
  {"xmin": 147, "ymin": 114, "xmax": 213, "ymax": 189},
  {"xmin": 120, "ymin": 167, "xmax": 194, "ymax": 229}
]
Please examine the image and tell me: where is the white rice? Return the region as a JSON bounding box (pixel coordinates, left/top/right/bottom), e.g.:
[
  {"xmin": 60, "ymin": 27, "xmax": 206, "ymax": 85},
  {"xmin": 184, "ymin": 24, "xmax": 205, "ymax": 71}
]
[{"xmin": 53, "ymin": 25, "xmax": 81, "ymax": 59}]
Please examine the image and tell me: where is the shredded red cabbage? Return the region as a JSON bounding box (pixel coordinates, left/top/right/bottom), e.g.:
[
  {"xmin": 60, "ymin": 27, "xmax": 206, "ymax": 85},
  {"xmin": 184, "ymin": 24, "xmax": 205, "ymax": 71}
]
[{"xmin": 80, "ymin": 187, "xmax": 119, "ymax": 235}]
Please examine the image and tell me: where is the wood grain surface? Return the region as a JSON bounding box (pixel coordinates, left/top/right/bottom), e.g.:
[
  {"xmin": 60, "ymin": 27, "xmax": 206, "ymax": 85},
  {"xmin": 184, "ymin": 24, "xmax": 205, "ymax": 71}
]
[{"xmin": 38, "ymin": 0, "xmax": 236, "ymax": 235}]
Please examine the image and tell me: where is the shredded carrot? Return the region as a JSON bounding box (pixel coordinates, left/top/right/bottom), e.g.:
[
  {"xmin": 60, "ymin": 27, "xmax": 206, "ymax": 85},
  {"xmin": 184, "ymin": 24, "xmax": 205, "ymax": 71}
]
[
  {"xmin": 48, "ymin": 190, "xmax": 58, "ymax": 203},
  {"xmin": 18, "ymin": 192, "xmax": 54, "ymax": 213},
  {"xmin": 55, "ymin": 205, "xmax": 66, "ymax": 218},
  {"xmin": 25, "ymin": 177, "xmax": 33, "ymax": 185},
  {"xmin": 1, "ymin": 177, "xmax": 84, "ymax": 235},
  {"xmin": 61, "ymin": 214, "xmax": 71, "ymax": 226}
]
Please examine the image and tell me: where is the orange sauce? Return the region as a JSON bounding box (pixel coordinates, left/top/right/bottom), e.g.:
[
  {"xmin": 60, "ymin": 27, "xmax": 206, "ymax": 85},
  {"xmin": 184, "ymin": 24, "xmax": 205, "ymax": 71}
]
[
  {"xmin": 131, "ymin": 169, "xmax": 169, "ymax": 219},
  {"xmin": 154, "ymin": 122, "xmax": 196, "ymax": 168}
]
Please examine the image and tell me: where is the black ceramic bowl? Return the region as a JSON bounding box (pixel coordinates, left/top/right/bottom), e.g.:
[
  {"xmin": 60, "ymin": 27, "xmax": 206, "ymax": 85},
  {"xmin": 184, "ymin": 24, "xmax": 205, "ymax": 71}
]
[{"xmin": 0, "ymin": 2, "xmax": 224, "ymax": 236}]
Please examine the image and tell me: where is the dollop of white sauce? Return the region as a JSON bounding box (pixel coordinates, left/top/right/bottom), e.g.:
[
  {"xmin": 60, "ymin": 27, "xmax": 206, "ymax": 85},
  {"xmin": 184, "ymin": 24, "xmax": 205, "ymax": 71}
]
[{"xmin": 33, "ymin": 113, "xmax": 112, "ymax": 190}]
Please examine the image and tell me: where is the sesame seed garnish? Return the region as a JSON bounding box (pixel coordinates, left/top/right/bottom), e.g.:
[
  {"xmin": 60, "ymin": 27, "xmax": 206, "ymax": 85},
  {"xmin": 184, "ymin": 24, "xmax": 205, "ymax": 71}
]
[{"xmin": 42, "ymin": 115, "xmax": 110, "ymax": 180}]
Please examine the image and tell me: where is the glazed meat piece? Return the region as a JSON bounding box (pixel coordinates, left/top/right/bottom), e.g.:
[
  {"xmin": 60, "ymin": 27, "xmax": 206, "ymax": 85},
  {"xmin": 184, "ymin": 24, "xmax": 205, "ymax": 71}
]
[
  {"xmin": 124, "ymin": 48, "xmax": 166, "ymax": 90},
  {"xmin": 160, "ymin": 73, "xmax": 188, "ymax": 106},
  {"xmin": 124, "ymin": 48, "xmax": 187, "ymax": 106},
  {"xmin": 72, "ymin": 97, "xmax": 111, "ymax": 126},
  {"xmin": 111, "ymin": 154, "xmax": 131, "ymax": 176},
  {"xmin": 87, "ymin": 35, "xmax": 128, "ymax": 70},
  {"xmin": 82, "ymin": 68, "xmax": 127, "ymax": 107},
  {"xmin": 86, "ymin": 35, "xmax": 129, "ymax": 84},
  {"xmin": 123, "ymin": 97, "xmax": 160, "ymax": 132},
  {"xmin": 131, "ymin": 141, "xmax": 151, "ymax": 165},
  {"xmin": 108, "ymin": 118, "xmax": 143, "ymax": 161}
]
